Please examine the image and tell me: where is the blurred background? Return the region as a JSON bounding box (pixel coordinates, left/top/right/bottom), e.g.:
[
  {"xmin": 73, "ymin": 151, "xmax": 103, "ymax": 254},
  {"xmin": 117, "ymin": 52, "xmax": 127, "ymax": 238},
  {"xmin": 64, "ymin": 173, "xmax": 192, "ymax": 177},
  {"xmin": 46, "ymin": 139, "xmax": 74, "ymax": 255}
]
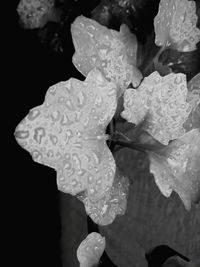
[{"xmin": 11, "ymin": 0, "xmax": 200, "ymax": 266}]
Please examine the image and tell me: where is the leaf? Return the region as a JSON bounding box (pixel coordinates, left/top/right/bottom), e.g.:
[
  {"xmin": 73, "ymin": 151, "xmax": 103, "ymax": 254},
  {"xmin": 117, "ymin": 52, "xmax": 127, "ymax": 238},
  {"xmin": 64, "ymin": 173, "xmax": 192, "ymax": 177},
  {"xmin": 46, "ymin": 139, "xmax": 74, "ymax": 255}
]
[
  {"xmin": 154, "ymin": 0, "xmax": 200, "ymax": 52},
  {"xmin": 78, "ymin": 168, "xmax": 129, "ymax": 226},
  {"xmin": 71, "ymin": 15, "xmax": 142, "ymax": 95},
  {"xmin": 77, "ymin": 232, "xmax": 105, "ymax": 267},
  {"xmin": 148, "ymin": 128, "xmax": 200, "ymax": 210},
  {"xmin": 121, "ymin": 71, "xmax": 191, "ymax": 145},
  {"xmin": 14, "ymin": 68, "xmax": 117, "ymax": 201}
]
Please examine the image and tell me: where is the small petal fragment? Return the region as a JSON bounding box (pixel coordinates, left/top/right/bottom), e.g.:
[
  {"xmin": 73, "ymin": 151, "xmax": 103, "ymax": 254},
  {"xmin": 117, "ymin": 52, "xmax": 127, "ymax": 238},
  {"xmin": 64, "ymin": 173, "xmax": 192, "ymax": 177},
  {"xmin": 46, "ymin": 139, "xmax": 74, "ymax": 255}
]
[
  {"xmin": 121, "ymin": 71, "xmax": 190, "ymax": 145},
  {"xmin": 148, "ymin": 128, "xmax": 200, "ymax": 210},
  {"xmin": 71, "ymin": 15, "xmax": 142, "ymax": 94},
  {"xmin": 17, "ymin": 0, "xmax": 58, "ymax": 29},
  {"xmin": 77, "ymin": 232, "xmax": 105, "ymax": 267},
  {"xmin": 78, "ymin": 169, "xmax": 129, "ymax": 226},
  {"xmin": 15, "ymin": 68, "xmax": 117, "ymax": 200},
  {"xmin": 154, "ymin": 0, "xmax": 200, "ymax": 52}
]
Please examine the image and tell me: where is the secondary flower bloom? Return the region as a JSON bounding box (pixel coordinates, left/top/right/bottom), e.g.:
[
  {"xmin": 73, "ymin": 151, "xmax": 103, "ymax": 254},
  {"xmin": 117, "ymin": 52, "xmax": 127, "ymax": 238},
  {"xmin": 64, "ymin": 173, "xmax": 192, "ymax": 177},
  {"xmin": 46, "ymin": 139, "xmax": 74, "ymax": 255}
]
[
  {"xmin": 154, "ymin": 0, "xmax": 200, "ymax": 52},
  {"xmin": 17, "ymin": 0, "xmax": 59, "ymax": 29},
  {"xmin": 15, "ymin": 68, "xmax": 117, "ymax": 202},
  {"xmin": 148, "ymin": 128, "xmax": 200, "ymax": 210},
  {"xmin": 77, "ymin": 232, "xmax": 105, "ymax": 267},
  {"xmin": 71, "ymin": 15, "xmax": 143, "ymax": 95},
  {"xmin": 184, "ymin": 73, "xmax": 200, "ymax": 131},
  {"xmin": 78, "ymin": 168, "xmax": 129, "ymax": 226},
  {"xmin": 121, "ymin": 71, "xmax": 191, "ymax": 145}
]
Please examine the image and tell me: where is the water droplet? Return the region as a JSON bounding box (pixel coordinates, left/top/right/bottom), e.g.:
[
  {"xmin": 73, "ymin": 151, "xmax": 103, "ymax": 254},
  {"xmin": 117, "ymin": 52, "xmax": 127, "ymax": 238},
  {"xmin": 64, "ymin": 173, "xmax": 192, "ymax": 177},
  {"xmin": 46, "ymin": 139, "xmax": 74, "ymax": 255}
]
[
  {"xmin": 49, "ymin": 134, "xmax": 58, "ymax": 146},
  {"xmin": 77, "ymin": 92, "xmax": 87, "ymax": 108},
  {"xmin": 71, "ymin": 179, "xmax": 78, "ymax": 186},
  {"xmin": 27, "ymin": 108, "xmax": 41, "ymax": 121},
  {"xmin": 51, "ymin": 110, "xmax": 60, "ymax": 122},
  {"xmin": 72, "ymin": 153, "xmax": 81, "ymax": 168},
  {"xmin": 15, "ymin": 130, "xmax": 30, "ymax": 140},
  {"xmin": 88, "ymin": 175, "xmax": 93, "ymax": 183},
  {"xmin": 47, "ymin": 149, "xmax": 54, "ymax": 158},
  {"xmin": 95, "ymin": 96, "xmax": 103, "ymax": 107},
  {"xmin": 66, "ymin": 99, "xmax": 74, "ymax": 110},
  {"xmin": 33, "ymin": 127, "xmax": 46, "ymax": 144},
  {"xmin": 31, "ymin": 150, "xmax": 43, "ymax": 162},
  {"xmin": 60, "ymin": 113, "xmax": 74, "ymax": 127},
  {"xmin": 75, "ymin": 110, "xmax": 82, "ymax": 122},
  {"xmin": 64, "ymin": 161, "xmax": 72, "ymax": 170},
  {"xmin": 92, "ymin": 152, "xmax": 100, "ymax": 164}
]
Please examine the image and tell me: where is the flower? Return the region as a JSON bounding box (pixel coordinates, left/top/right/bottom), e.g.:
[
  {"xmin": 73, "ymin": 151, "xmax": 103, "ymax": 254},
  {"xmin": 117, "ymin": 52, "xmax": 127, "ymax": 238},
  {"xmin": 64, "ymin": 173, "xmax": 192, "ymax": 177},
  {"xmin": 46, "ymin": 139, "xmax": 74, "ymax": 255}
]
[
  {"xmin": 154, "ymin": 0, "xmax": 200, "ymax": 52},
  {"xmin": 121, "ymin": 71, "xmax": 191, "ymax": 145},
  {"xmin": 148, "ymin": 128, "xmax": 200, "ymax": 210},
  {"xmin": 71, "ymin": 15, "xmax": 142, "ymax": 95},
  {"xmin": 77, "ymin": 232, "xmax": 105, "ymax": 267},
  {"xmin": 78, "ymin": 168, "xmax": 129, "ymax": 226},
  {"xmin": 184, "ymin": 73, "xmax": 200, "ymax": 131},
  {"xmin": 14, "ymin": 68, "xmax": 117, "ymax": 201},
  {"xmin": 17, "ymin": 0, "xmax": 58, "ymax": 29}
]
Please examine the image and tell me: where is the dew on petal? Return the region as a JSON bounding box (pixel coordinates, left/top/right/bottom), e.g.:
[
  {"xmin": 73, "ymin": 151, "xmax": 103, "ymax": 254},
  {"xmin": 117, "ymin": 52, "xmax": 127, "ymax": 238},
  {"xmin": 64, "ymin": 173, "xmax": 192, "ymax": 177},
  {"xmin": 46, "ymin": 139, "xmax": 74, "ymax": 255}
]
[
  {"xmin": 71, "ymin": 15, "xmax": 142, "ymax": 94},
  {"xmin": 121, "ymin": 71, "xmax": 191, "ymax": 145},
  {"xmin": 77, "ymin": 232, "xmax": 105, "ymax": 267},
  {"xmin": 149, "ymin": 129, "xmax": 200, "ymax": 210}
]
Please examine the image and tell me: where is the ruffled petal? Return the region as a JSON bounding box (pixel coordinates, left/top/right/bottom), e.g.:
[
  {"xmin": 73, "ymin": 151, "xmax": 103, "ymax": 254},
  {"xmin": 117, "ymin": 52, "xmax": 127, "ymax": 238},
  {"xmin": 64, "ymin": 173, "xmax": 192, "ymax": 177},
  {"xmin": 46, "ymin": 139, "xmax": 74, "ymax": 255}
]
[
  {"xmin": 77, "ymin": 232, "xmax": 105, "ymax": 267},
  {"xmin": 71, "ymin": 15, "xmax": 142, "ymax": 94},
  {"xmin": 15, "ymin": 68, "xmax": 117, "ymax": 200},
  {"xmin": 121, "ymin": 71, "xmax": 190, "ymax": 145},
  {"xmin": 149, "ymin": 128, "xmax": 200, "ymax": 210},
  {"xmin": 154, "ymin": 0, "xmax": 200, "ymax": 52}
]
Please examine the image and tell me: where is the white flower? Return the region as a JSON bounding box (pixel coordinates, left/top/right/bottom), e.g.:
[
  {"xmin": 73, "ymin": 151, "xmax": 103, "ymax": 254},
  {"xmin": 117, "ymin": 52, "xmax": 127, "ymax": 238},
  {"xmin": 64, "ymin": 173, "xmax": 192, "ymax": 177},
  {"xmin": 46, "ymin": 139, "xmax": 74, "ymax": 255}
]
[
  {"xmin": 148, "ymin": 128, "xmax": 200, "ymax": 210},
  {"xmin": 15, "ymin": 68, "xmax": 117, "ymax": 201},
  {"xmin": 71, "ymin": 15, "xmax": 142, "ymax": 95}
]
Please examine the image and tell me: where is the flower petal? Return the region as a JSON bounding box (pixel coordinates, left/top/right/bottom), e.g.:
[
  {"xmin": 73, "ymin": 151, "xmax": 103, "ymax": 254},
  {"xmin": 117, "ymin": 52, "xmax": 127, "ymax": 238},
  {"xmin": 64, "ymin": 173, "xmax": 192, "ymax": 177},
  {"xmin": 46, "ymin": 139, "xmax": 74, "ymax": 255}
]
[
  {"xmin": 77, "ymin": 232, "xmax": 105, "ymax": 267},
  {"xmin": 17, "ymin": 0, "xmax": 57, "ymax": 29},
  {"xmin": 149, "ymin": 128, "xmax": 200, "ymax": 210},
  {"xmin": 184, "ymin": 73, "xmax": 200, "ymax": 131},
  {"xmin": 71, "ymin": 15, "xmax": 142, "ymax": 94},
  {"xmin": 15, "ymin": 68, "xmax": 117, "ymax": 200},
  {"xmin": 78, "ymin": 169, "xmax": 129, "ymax": 226},
  {"xmin": 154, "ymin": 0, "xmax": 200, "ymax": 52},
  {"xmin": 121, "ymin": 71, "xmax": 190, "ymax": 145}
]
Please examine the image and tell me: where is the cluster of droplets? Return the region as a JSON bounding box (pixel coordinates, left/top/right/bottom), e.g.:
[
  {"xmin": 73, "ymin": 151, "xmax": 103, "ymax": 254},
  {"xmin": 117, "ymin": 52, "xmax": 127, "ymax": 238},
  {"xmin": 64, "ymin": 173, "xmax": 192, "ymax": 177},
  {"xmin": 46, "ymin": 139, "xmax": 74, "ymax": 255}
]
[
  {"xmin": 154, "ymin": 0, "xmax": 200, "ymax": 51},
  {"xmin": 17, "ymin": 0, "xmax": 59, "ymax": 29},
  {"xmin": 77, "ymin": 232, "xmax": 105, "ymax": 267},
  {"xmin": 121, "ymin": 71, "xmax": 191, "ymax": 145},
  {"xmin": 78, "ymin": 169, "xmax": 129, "ymax": 226},
  {"xmin": 71, "ymin": 15, "xmax": 142, "ymax": 96}
]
